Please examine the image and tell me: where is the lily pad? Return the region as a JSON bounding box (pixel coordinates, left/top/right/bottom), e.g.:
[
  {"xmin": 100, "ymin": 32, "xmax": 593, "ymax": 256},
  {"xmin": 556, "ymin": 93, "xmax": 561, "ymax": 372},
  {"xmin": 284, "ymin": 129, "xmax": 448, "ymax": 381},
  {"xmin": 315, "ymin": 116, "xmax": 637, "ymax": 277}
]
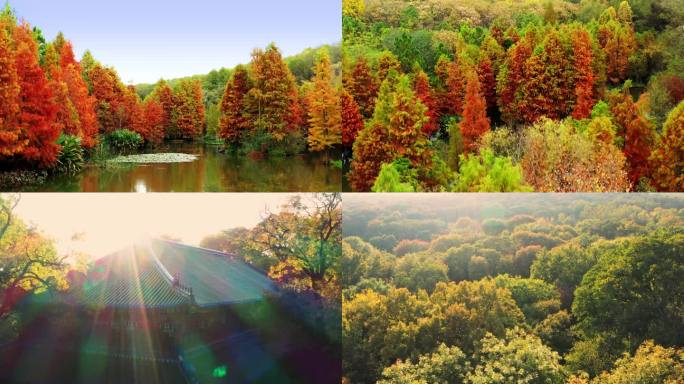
[{"xmin": 108, "ymin": 153, "xmax": 199, "ymax": 164}]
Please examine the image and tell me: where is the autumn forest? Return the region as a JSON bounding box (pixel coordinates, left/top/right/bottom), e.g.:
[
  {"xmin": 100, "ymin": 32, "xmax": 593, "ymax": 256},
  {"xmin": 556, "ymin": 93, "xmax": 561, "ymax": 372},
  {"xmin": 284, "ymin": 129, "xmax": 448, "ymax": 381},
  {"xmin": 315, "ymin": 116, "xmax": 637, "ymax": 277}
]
[
  {"xmin": 0, "ymin": 3, "xmax": 342, "ymax": 191},
  {"xmin": 342, "ymin": 193, "xmax": 684, "ymax": 383},
  {"xmin": 342, "ymin": 0, "xmax": 684, "ymax": 192}
]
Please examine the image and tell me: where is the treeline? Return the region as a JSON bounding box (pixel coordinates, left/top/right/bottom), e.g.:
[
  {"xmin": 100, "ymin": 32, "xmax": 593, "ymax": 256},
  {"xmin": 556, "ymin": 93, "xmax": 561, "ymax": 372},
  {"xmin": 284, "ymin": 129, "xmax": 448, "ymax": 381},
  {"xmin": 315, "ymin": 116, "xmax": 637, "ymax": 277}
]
[
  {"xmin": 342, "ymin": 0, "xmax": 684, "ymax": 192},
  {"xmin": 342, "ymin": 194, "xmax": 684, "ymax": 383},
  {"xmin": 217, "ymin": 45, "xmax": 341, "ymax": 155},
  {"xmin": 137, "ymin": 44, "xmax": 343, "ymax": 156},
  {"xmin": 0, "ymin": 5, "xmax": 205, "ymax": 170}
]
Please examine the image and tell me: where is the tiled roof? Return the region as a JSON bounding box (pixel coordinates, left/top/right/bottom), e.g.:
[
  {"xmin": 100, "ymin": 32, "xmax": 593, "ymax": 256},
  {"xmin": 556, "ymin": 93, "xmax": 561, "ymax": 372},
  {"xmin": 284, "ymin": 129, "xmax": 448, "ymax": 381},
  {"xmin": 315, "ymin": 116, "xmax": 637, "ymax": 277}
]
[{"xmin": 77, "ymin": 239, "xmax": 276, "ymax": 308}]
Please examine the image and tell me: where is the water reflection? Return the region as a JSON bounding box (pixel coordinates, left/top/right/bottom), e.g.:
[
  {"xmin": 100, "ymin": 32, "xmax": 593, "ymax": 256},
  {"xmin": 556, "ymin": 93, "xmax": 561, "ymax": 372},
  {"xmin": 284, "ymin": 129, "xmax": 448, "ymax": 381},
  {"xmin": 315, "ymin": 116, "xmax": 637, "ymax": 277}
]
[{"xmin": 33, "ymin": 143, "xmax": 341, "ymax": 192}]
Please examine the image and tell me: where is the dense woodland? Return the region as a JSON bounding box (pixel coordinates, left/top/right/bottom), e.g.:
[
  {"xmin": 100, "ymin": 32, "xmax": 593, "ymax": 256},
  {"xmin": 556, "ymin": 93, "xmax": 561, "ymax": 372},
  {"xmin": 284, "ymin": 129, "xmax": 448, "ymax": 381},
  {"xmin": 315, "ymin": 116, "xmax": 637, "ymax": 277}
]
[
  {"xmin": 342, "ymin": 194, "xmax": 684, "ymax": 383},
  {"xmin": 342, "ymin": 0, "xmax": 684, "ymax": 192},
  {"xmin": 0, "ymin": 4, "xmax": 342, "ymax": 181}
]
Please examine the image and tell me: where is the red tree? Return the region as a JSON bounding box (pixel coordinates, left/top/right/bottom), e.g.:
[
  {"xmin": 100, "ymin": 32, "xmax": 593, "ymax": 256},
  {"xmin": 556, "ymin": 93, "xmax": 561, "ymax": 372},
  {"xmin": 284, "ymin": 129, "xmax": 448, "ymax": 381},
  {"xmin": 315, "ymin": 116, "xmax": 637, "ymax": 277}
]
[
  {"xmin": 247, "ymin": 44, "xmax": 299, "ymax": 141},
  {"xmin": 14, "ymin": 23, "xmax": 59, "ymax": 166},
  {"xmin": 219, "ymin": 65, "xmax": 253, "ymax": 144},
  {"xmin": 663, "ymin": 76, "xmax": 684, "ymax": 104},
  {"xmin": 610, "ymin": 89, "xmax": 653, "ymax": 187},
  {"xmin": 572, "ymin": 28, "xmax": 596, "ymax": 119},
  {"xmin": 90, "ymin": 64, "xmax": 126, "ymax": 133},
  {"xmin": 460, "ymin": 73, "xmax": 490, "ymax": 151},
  {"xmin": 60, "ymin": 42, "xmax": 98, "ymax": 148},
  {"xmin": 150, "ymin": 80, "xmax": 175, "ymax": 133},
  {"xmin": 498, "ymin": 39, "xmax": 532, "ymax": 123},
  {"xmin": 598, "ymin": 6, "xmax": 635, "ymax": 85},
  {"xmin": 519, "ymin": 29, "xmax": 574, "ymax": 123},
  {"xmin": 477, "ymin": 56, "xmax": 497, "ymax": 111},
  {"xmin": 43, "ymin": 44, "xmax": 80, "ymax": 141},
  {"xmin": 377, "ymin": 51, "xmax": 401, "ymax": 82},
  {"xmin": 143, "ymin": 99, "xmax": 165, "ymax": 145},
  {"xmin": 0, "ymin": 23, "xmax": 22, "ymax": 156},
  {"xmin": 413, "ymin": 69, "xmax": 439, "ymax": 136},
  {"xmin": 346, "ymin": 57, "xmax": 379, "ymax": 118},
  {"xmin": 173, "ymin": 79, "xmax": 205, "ymax": 139},
  {"xmin": 123, "ymin": 85, "xmax": 146, "ymax": 138},
  {"xmin": 341, "ymin": 89, "xmax": 364, "ymax": 149},
  {"xmin": 445, "ymin": 58, "xmax": 465, "ymax": 115}
]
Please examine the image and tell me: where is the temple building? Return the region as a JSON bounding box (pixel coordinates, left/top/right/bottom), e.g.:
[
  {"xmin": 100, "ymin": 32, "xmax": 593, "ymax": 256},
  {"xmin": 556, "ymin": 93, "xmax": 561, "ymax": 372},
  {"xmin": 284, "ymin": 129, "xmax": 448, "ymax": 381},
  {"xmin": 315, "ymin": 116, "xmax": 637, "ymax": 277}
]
[{"xmin": 0, "ymin": 239, "xmax": 340, "ymax": 383}]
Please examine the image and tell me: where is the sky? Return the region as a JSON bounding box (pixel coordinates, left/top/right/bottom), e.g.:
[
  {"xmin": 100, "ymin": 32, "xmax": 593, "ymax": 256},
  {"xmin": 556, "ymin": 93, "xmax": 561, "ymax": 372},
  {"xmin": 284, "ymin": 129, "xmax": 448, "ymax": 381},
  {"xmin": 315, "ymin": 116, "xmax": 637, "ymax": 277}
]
[
  {"xmin": 11, "ymin": 193, "xmax": 300, "ymax": 259},
  {"xmin": 9, "ymin": 0, "xmax": 341, "ymax": 83}
]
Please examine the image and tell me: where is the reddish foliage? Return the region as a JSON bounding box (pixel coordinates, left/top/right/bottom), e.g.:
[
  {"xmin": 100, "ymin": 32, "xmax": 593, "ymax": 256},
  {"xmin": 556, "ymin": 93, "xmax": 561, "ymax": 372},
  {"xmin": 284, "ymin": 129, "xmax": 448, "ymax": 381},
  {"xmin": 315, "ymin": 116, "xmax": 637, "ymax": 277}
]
[
  {"xmin": 460, "ymin": 74, "xmax": 490, "ymax": 151},
  {"xmin": 598, "ymin": 10, "xmax": 635, "ymax": 85},
  {"xmin": 624, "ymin": 114, "xmax": 653, "ymax": 186},
  {"xmin": 60, "ymin": 42, "xmax": 98, "ymax": 148},
  {"xmin": 123, "ymin": 85, "xmax": 146, "ymax": 138},
  {"xmin": 0, "ymin": 24, "xmax": 22, "ymax": 156},
  {"xmin": 498, "ymin": 40, "xmax": 532, "ymax": 122},
  {"xmin": 610, "ymin": 89, "xmax": 654, "ymax": 187},
  {"xmin": 14, "ymin": 23, "xmax": 60, "ymax": 166},
  {"xmin": 347, "ymin": 57, "xmax": 379, "ymax": 118},
  {"xmin": 413, "ymin": 70, "xmax": 439, "ymax": 136},
  {"xmin": 377, "ymin": 51, "xmax": 401, "ymax": 83},
  {"xmin": 476, "ymin": 56, "xmax": 497, "ymax": 111},
  {"xmin": 349, "ymin": 121, "xmax": 393, "ymax": 191},
  {"xmin": 519, "ymin": 30, "xmax": 575, "ymax": 123},
  {"xmin": 143, "ymin": 99, "xmax": 165, "ymax": 145},
  {"xmin": 445, "ymin": 59, "xmax": 465, "ymax": 115},
  {"xmin": 90, "ymin": 64, "xmax": 126, "ymax": 133},
  {"xmin": 650, "ymin": 102, "xmax": 684, "ymax": 191},
  {"xmin": 341, "ymin": 90, "xmax": 364, "ymax": 149},
  {"xmin": 219, "ymin": 65, "xmax": 252, "ymax": 143},
  {"xmin": 248, "ymin": 45, "xmax": 299, "ymax": 141},
  {"xmin": 664, "ymin": 76, "xmax": 684, "ymax": 104},
  {"xmin": 173, "ymin": 80, "xmax": 205, "ymax": 139},
  {"xmin": 349, "ymin": 76, "xmax": 433, "ymax": 191},
  {"xmin": 59, "ymin": 41, "xmax": 78, "ymax": 68},
  {"xmin": 572, "ymin": 28, "xmax": 596, "ymax": 120},
  {"xmin": 62, "ymin": 63, "xmax": 98, "ymax": 148},
  {"xmin": 154, "ymin": 81, "xmax": 175, "ymax": 133}
]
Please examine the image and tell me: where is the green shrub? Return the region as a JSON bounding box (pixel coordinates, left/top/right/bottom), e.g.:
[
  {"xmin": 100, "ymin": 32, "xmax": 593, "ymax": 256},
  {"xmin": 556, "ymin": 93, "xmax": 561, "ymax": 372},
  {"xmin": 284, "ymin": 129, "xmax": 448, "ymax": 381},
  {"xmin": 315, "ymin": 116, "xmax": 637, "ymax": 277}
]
[
  {"xmin": 372, "ymin": 162, "xmax": 415, "ymax": 192},
  {"xmin": 106, "ymin": 129, "xmax": 143, "ymax": 153},
  {"xmin": 268, "ymin": 131, "xmax": 307, "ymax": 156},
  {"xmin": 452, "ymin": 149, "xmax": 531, "ymax": 192},
  {"xmin": 237, "ymin": 127, "xmax": 272, "ymax": 156},
  {"xmin": 56, "ymin": 134, "xmax": 84, "ymax": 174}
]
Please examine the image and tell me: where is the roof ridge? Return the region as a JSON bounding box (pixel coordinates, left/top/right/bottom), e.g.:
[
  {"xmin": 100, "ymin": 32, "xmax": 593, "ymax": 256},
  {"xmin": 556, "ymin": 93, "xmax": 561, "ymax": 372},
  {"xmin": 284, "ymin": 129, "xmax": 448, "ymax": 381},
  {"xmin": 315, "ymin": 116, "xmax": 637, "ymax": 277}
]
[
  {"xmin": 153, "ymin": 237, "xmax": 242, "ymax": 257},
  {"xmin": 147, "ymin": 245, "xmax": 194, "ymax": 300},
  {"xmin": 155, "ymin": 239, "xmax": 277, "ymax": 278}
]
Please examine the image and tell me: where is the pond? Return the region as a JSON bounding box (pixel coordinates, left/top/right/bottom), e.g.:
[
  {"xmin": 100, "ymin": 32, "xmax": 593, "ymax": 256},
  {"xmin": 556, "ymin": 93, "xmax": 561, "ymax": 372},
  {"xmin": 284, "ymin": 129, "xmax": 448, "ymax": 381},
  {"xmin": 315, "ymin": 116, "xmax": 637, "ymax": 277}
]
[{"xmin": 29, "ymin": 142, "xmax": 341, "ymax": 192}]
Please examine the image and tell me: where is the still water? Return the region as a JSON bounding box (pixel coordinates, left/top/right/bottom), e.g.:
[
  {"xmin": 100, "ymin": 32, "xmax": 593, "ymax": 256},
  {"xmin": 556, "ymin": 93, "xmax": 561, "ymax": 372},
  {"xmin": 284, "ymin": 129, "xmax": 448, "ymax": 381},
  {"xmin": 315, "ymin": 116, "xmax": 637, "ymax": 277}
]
[{"xmin": 31, "ymin": 142, "xmax": 341, "ymax": 192}]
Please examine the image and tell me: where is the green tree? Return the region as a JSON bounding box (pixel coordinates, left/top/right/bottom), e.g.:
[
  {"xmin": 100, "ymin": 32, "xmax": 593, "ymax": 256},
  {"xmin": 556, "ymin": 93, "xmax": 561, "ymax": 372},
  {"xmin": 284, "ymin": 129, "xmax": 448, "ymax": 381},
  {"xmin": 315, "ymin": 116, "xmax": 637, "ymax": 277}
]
[
  {"xmin": 466, "ymin": 328, "xmax": 567, "ymax": 384},
  {"xmin": 378, "ymin": 343, "xmax": 470, "ymax": 384},
  {"xmin": 494, "ymin": 274, "xmax": 561, "ymax": 325},
  {"xmin": 593, "ymin": 341, "xmax": 684, "ymax": 384},
  {"xmin": 372, "ymin": 162, "xmax": 415, "ymax": 192},
  {"xmin": 452, "ymin": 149, "xmax": 530, "ymax": 192},
  {"xmin": 573, "ymin": 232, "xmax": 684, "ymax": 350}
]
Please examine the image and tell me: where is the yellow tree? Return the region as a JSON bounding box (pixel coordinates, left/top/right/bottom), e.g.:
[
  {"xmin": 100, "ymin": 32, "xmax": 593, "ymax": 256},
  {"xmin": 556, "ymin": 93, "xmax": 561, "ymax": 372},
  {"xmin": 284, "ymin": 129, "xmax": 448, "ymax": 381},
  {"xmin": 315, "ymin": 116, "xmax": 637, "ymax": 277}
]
[
  {"xmin": 307, "ymin": 49, "xmax": 341, "ymax": 152},
  {"xmin": 342, "ymin": 0, "xmax": 365, "ymax": 17}
]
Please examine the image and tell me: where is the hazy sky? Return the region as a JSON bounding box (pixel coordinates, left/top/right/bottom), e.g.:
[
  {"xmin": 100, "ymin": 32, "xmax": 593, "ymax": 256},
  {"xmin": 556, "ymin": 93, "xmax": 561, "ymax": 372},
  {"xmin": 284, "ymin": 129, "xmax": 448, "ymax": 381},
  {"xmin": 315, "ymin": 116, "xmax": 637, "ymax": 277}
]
[
  {"xmin": 9, "ymin": 0, "xmax": 341, "ymax": 83},
  {"xmin": 10, "ymin": 193, "xmax": 298, "ymax": 259}
]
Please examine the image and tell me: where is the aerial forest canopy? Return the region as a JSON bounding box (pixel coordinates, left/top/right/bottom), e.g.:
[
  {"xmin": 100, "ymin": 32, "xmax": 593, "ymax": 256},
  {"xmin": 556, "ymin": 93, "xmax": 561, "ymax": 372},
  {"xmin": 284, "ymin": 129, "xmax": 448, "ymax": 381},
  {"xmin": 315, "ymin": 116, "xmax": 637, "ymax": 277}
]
[
  {"xmin": 0, "ymin": 3, "xmax": 342, "ymax": 176},
  {"xmin": 341, "ymin": 194, "xmax": 684, "ymax": 383},
  {"xmin": 342, "ymin": 0, "xmax": 684, "ymax": 192}
]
